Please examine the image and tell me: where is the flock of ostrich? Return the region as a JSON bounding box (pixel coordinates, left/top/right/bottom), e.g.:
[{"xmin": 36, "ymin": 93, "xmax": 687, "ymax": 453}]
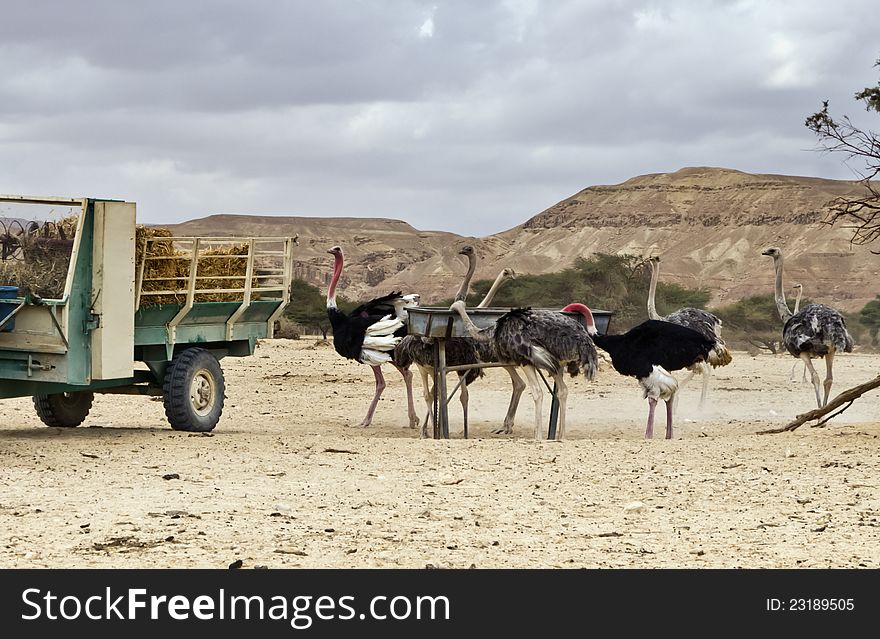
[{"xmin": 323, "ymin": 244, "xmax": 855, "ymax": 440}]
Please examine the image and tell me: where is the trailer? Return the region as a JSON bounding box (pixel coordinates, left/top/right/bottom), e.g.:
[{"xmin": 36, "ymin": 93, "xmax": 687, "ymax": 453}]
[{"xmin": 0, "ymin": 195, "xmax": 296, "ymax": 432}]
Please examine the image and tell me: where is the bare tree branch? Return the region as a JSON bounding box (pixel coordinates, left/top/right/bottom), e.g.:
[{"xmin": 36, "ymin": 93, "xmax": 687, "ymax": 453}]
[{"xmin": 758, "ymin": 374, "xmax": 880, "ymax": 433}]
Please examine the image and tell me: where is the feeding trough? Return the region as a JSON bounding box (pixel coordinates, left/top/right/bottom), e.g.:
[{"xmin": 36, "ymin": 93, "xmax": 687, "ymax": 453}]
[{"xmin": 406, "ymin": 305, "xmax": 614, "ymax": 439}]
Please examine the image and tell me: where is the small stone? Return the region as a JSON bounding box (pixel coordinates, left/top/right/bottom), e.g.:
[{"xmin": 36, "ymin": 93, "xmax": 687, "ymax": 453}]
[
  {"xmin": 162, "ymin": 473, "xmax": 180, "ymax": 481},
  {"xmin": 228, "ymin": 559, "xmax": 243, "ymax": 569},
  {"xmin": 624, "ymin": 501, "xmax": 646, "ymax": 513}
]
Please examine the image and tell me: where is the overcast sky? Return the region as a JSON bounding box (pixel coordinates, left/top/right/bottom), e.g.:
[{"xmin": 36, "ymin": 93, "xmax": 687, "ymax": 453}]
[{"xmin": 1, "ymin": 1, "xmax": 878, "ymax": 236}]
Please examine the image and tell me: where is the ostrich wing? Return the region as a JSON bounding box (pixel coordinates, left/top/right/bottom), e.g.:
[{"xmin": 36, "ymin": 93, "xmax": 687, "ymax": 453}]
[
  {"xmin": 350, "ymin": 291, "xmax": 404, "ymax": 319},
  {"xmin": 664, "ymin": 307, "xmax": 723, "ymax": 342},
  {"xmin": 495, "ymin": 309, "xmax": 597, "ymax": 377}
]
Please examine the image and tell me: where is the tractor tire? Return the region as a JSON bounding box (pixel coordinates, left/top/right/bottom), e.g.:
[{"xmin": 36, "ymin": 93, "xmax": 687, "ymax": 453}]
[
  {"xmin": 163, "ymin": 348, "xmax": 225, "ymax": 432},
  {"xmin": 33, "ymin": 391, "xmax": 94, "ymax": 427}
]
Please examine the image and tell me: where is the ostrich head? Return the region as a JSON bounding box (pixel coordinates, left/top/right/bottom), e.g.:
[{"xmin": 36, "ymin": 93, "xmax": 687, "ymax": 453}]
[
  {"xmin": 792, "ymin": 283, "xmax": 803, "ymax": 291},
  {"xmin": 648, "ymin": 255, "xmax": 661, "ymax": 264},
  {"xmin": 561, "ymin": 303, "xmax": 598, "ymax": 336},
  {"xmin": 327, "ymin": 245, "xmax": 343, "ymax": 257},
  {"xmin": 502, "ymin": 267, "xmax": 517, "ymax": 280},
  {"xmin": 761, "ymin": 247, "xmax": 781, "ymax": 258},
  {"xmin": 458, "ymin": 245, "xmax": 476, "ymax": 257}
]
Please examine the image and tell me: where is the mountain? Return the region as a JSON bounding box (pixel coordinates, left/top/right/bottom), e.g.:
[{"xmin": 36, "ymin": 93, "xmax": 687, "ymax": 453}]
[{"xmin": 165, "ymin": 167, "xmax": 878, "ymax": 312}]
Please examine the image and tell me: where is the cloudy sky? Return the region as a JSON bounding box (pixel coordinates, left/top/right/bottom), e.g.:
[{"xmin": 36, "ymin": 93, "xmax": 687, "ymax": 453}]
[{"xmin": 1, "ymin": 1, "xmax": 878, "ymax": 235}]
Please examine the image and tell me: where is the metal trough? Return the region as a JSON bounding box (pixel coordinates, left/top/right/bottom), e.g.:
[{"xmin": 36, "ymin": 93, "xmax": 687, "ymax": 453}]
[{"xmin": 406, "ymin": 306, "xmax": 614, "ymax": 339}]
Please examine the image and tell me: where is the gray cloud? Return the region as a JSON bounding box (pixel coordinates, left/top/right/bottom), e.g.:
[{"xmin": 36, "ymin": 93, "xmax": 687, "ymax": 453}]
[{"xmin": 1, "ymin": 0, "xmax": 878, "ymax": 235}]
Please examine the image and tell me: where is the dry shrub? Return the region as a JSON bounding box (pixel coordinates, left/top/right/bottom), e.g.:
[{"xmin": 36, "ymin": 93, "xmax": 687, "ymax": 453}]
[{"xmin": 0, "ymin": 216, "xmax": 78, "ymax": 298}]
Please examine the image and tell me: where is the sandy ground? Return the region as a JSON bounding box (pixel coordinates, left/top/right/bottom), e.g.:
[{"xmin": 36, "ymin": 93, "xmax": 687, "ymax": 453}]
[{"xmin": 1, "ymin": 337, "xmax": 879, "ymax": 569}]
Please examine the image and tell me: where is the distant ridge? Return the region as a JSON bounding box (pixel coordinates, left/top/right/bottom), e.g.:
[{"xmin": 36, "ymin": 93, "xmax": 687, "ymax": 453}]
[{"xmin": 166, "ymin": 167, "xmax": 876, "ymax": 312}]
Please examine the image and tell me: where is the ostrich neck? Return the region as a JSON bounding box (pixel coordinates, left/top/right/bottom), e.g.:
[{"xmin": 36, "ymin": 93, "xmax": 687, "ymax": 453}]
[
  {"xmin": 327, "ymin": 253, "xmax": 344, "ymax": 309},
  {"xmin": 477, "ymin": 270, "xmax": 506, "ymax": 308},
  {"xmin": 453, "ymin": 252, "xmax": 477, "ymax": 303},
  {"xmin": 793, "ymin": 288, "xmax": 803, "ymax": 314},
  {"xmin": 772, "ymin": 256, "xmax": 792, "ymax": 322},
  {"xmin": 451, "ymin": 304, "xmax": 491, "ymax": 342},
  {"xmin": 647, "ymin": 261, "xmax": 662, "ymax": 320}
]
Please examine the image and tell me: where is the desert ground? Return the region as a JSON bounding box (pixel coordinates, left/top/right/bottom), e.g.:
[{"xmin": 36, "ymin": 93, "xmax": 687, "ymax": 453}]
[{"xmin": 1, "ymin": 337, "xmax": 878, "ymax": 569}]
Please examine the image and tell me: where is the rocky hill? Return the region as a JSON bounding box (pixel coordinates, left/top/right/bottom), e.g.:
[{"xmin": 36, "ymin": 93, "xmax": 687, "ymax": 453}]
[{"xmin": 166, "ymin": 167, "xmax": 879, "ymax": 312}]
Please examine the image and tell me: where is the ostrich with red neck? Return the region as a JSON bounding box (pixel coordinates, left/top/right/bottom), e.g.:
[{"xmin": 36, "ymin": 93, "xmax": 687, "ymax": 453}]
[
  {"xmin": 325, "ymin": 246, "xmax": 420, "ymax": 428},
  {"xmin": 586, "ymin": 310, "xmax": 715, "ymax": 439}
]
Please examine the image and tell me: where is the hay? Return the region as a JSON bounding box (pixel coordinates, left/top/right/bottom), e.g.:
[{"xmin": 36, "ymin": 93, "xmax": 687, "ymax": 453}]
[
  {"xmin": 0, "ymin": 219, "xmax": 254, "ymax": 306},
  {"xmin": 137, "ymin": 226, "xmax": 253, "ymax": 305}
]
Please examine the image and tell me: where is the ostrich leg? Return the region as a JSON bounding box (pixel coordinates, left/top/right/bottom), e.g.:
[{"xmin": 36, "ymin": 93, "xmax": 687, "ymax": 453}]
[
  {"xmin": 520, "ymin": 365, "xmax": 545, "ymax": 441},
  {"xmin": 698, "ymin": 363, "xmax": 711, "ymax": 409},
  {"xmin": 645, "ymin": 397, "xmax": 658, "ymax": 439},
  {"xmin": 671, "ymin": 365, "xmax": 698, "ymax": 414},
  {"xmin": 494, "ymin": 367, "xmax": 526, "ymax": 435},
  {"xmin": 801, "ymin": 354, "xmax": 822, "ymax": 409},
  {"xmin": 395, "ymin": 364, "xmax": 419, "ymax": 429},
  {"xmin": 359, "ymin": 365, "xmax": 387, "ymax": 427},
  {"xmin": 553, "ymin": 372, "xmax": 568, "ymax": 441},
  {"xmin": 822, "ymin": 350, "xmax": 836, "ymax": 407},
  {"xmin": 665, "ymin": 397, "xmax": 675, "ymax": 439},
  {"xmin": 459, "ymin": 373, "xmax": 469, "ymax": 438},
  {"xmin": 418, "ymin": 365, "xmax": 433, "ymax": 438}
]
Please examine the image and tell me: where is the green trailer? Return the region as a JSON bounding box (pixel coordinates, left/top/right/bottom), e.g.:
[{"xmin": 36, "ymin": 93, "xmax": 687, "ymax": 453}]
[{"xmin": 0, "ymin": 195, "xmax": 295, "ymax": 431}]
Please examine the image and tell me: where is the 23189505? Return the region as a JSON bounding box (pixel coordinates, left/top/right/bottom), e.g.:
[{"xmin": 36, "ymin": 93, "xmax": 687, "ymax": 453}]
[{"xmin": 766, "ymin": 598, "xmax": 854, "ymax": 611}]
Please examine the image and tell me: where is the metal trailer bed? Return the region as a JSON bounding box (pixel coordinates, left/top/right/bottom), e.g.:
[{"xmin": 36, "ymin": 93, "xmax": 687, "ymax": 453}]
[{"xmin": 0, "ymin": 195, "xmax": 296, "ymax": 432}]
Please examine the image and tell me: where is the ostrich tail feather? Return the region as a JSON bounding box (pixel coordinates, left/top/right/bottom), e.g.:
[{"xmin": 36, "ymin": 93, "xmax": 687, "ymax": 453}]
[{"xmin": 708, "ymin": 344, "xmax": 733, "ymax": 368}]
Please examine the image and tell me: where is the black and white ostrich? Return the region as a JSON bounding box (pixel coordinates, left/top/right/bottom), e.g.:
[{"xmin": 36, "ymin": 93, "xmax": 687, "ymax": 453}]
[
  {"xmin": 325, "ymin": 245, "xmax": 420, "ymax": 428},
  {"xmin": 450, "ymin": 300, "xmax": 598, "ymax": 441},
  {"xmin": 586, "ymin": 311, "xmax": 715, "ymax": 439},
  {"xmin": 646, "ymin": 256, "xmax": 732, "ymax": 409},
  {"xmin": 761, "ymin": 247, "xmax": 854, "ymax": 408}
]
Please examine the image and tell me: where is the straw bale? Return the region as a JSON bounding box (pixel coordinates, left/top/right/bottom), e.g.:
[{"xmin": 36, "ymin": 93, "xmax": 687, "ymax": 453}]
[{"xmin": 1, "ymin": 220, "xmax": 254, "ymax": 305}]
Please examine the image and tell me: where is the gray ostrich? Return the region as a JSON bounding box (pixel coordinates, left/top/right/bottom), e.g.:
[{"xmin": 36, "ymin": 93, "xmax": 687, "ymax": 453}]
[
  {"xmin": 761, "ymin": 247, "xmax": 854, "ymax": 408},
  {"xmin": 789, "ymin": 283, "xmax": 808, "ymax": 383},
  {"xmin": 449, "ymin": 299, "xmax": 598, "ymax": 441},
  {"xmin": 646, "ymin": 256, "xmax": 732, "ymax": 409},
  {"xmin": 396, "ymin": 247, "xmax": 521, "ymax": 437}
]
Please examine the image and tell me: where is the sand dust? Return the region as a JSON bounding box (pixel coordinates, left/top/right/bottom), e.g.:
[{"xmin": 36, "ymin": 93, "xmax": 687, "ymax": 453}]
[{"xmin": 1, "ymin": 337, "xmax": 878, "ymax": 568}]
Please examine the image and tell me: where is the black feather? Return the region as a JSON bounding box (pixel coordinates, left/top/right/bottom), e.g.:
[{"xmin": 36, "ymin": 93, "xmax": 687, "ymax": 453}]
[
  {"xmin": 328, "ymin": 291, "xmax": 408, "ymax": 362},
  {"xmin": 592, "ymin": 320, "xmax": 714, "ymax": 380}
]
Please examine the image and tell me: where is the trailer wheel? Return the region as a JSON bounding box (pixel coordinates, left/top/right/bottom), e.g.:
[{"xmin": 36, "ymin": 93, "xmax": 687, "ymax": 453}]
[
  {"xmin": 163, "ymin": 348, "xmax": 225, "ymax": 432},
  {"xmin": 33, "ymin": 391, "xmax": 94, "ymax": 428}
]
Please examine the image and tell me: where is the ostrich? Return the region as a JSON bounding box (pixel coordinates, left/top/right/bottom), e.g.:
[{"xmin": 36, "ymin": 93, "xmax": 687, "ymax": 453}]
[
  {"xmin": 449, "ymin": 300, "xmax": 598, "ymax": 441},
  {"xmin": 761, "ymin": 247, "xmax": 854, "ymax": 408},
  {"xmin": 646, "ymin": 256, "xmax": 732, "ymax": 409},
  {"xmin": 325, "ymin": 245, "xmax": 420, "ymax": 428},
  {"xmin": 395, "ymin": 245, "xmax": 482, "ymax": 436},
  {"xmin": 789, "ymin": 283, "xmax": 808, "ymax": 383},
  {"xmin": 588, "ymin": 313, "xmax": 715, "ymax": 439},
  {"xmin": 396, "ymin": 248, "xmax": 522, "ymax": 437}
]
